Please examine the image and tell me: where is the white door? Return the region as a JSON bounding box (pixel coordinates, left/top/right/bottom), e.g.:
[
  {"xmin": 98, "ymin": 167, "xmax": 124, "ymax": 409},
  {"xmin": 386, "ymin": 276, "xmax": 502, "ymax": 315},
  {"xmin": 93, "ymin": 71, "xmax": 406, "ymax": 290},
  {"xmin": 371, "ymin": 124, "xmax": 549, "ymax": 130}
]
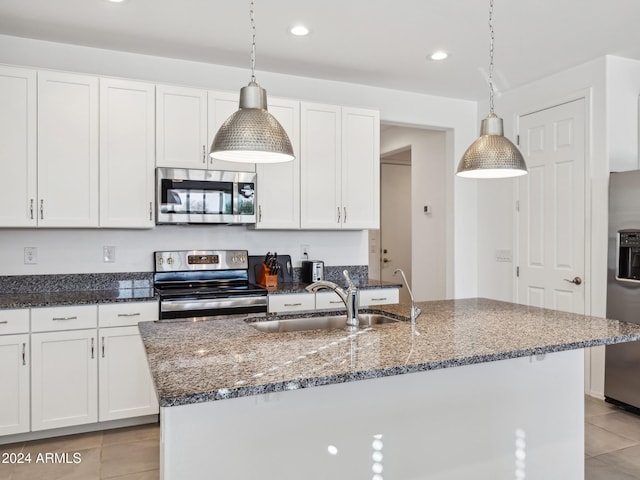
[
  {"xmin": 37, "ymin": 71, "xmax": 99, "ymax": 227},
  {"xmin": 99, "ymin": 78, "xmax": 155, "ymax": 228},
  {"xmin": 517, "ymin": 99, "xmax": 586, "ymax": 313},
  {"xmin": 0, "ymin": 334, "xmax": 30, "ymax": 435},
  {"xmin": 380, "ymin": 160, "xmax": 412, "ymax": 304},
  {"xmin": 0, "ymin": 66, "xmax": 37, "ymax": 227},
  {"xmin": 99, "ymin": 326, "xmax": 159, "ymax": 421},
  {"xmin": 31, "ymin": 329, "xmax": 98, "ymax": 431},
  {"xmin": 156, "ymin": 85, "xmax": 208, "ymax": 169}
]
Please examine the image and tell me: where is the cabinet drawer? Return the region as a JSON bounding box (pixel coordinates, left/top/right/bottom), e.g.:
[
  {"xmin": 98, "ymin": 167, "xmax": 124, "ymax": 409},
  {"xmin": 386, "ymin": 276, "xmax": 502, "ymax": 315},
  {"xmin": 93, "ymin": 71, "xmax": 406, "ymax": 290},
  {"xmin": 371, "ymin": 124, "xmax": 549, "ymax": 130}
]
[
  {"xmin": 31, "ymin": 305, "xmax": 98, "ymax": 332},
  {"xmin": 268, "ymin": 293, "xmax": 315, "ymax": 313},
  {"xmin": 0, "ymin": 309, "xmax": 29, "ymax": 335},
  {"xmin": 315, "ymin": 291, "xmax": 346, "ymax": 310},
  {"xmin": 98, "ymin": 301, "xmax": 158, "ymax": 327},
  {"xmin": 360, "ymin": 288, "xmax": 399, "ymax": 306}
]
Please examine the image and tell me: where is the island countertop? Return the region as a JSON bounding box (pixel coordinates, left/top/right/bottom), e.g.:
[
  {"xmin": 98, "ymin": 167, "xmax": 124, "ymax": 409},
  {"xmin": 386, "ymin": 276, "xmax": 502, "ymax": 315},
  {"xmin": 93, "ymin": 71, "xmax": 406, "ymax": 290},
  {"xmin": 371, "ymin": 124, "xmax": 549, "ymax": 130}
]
[{"xmin": 138, "ymin": 297, "xmax": 640, "ymax": 407}]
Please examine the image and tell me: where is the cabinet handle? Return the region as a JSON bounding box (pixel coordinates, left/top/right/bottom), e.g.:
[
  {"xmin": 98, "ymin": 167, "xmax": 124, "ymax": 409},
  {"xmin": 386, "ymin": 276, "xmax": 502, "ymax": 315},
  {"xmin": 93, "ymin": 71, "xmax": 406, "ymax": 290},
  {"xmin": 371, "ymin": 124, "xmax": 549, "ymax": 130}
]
[
  {"xmin": 117, "ymin": 312, "xmax": 141, "ymax": 317},
  {"xmin": 258, "ymin": 205, "xmax": 262, "ymax": 222},
  {"xmin": 329, "ymin": 300, "xmax": 343, "ymax": 304},
  {"xmin": 0, "ymin": 320, "xmax": 7, "ymax": 324},
  {"xmin": 40, "ymin": 199, "xmax": 44, "ymax": 220},
  {"xmin": 371, "ymin": 297, "xmax": 387, "ymax": 301},
  {"xmin": 101, "ymin": 336, "xmax": 105, "ymax": 358},
  {"xmin": 284, "ymin": 303, "xmax": 302, "ymax": 307},
  {"xmin": 22, "ymin": 343, "xmax": 26, "ymax": 366},
  {"xmin": 202, "ymin": 145, "xmax": 206, "ymax": 164},
  {"xmin": 30, "ymin": 199, "xmax": 34, "ymax": 220},
  {"xmin": 337, "ymin": 207, "xmax": 341, "ymax": 223},
  {"xmin": 149, "ymin": 202, "xmax": 153, "ymax": 221},
  {"xmin": 52, "ymin": 316, "xmax": 78, "ymax": 321},
  {"xmin": 344, "ymin": 207, "xmax": 347, "ymax": 223},
  {"xmin": 91, "ymin": 337, "xmax": 95, "ymax": 359}
]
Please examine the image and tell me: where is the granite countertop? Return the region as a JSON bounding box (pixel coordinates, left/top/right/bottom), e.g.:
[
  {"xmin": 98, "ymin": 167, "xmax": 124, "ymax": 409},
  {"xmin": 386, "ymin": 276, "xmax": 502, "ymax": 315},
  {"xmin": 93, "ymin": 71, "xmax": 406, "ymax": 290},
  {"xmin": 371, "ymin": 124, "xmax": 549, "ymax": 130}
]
[
  {"xmin": 0, "ymin": 288, "xmax": 158, "ymax": 309},
  {"xmin": 138, "ymin": 298, "xmax": 640, "ymax": 407}
]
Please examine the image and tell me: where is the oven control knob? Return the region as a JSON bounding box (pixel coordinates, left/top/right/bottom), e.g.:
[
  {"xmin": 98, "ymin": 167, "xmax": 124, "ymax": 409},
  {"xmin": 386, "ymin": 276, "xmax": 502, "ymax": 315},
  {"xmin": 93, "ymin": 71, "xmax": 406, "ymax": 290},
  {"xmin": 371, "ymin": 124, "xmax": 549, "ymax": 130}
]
[
  {"xmin": 167, "ymin": 257, "xmax": 174, "ymax": 265},
  {"xmin": 158, "ymin": 257, "xmax": 164, "ymax": 265}
]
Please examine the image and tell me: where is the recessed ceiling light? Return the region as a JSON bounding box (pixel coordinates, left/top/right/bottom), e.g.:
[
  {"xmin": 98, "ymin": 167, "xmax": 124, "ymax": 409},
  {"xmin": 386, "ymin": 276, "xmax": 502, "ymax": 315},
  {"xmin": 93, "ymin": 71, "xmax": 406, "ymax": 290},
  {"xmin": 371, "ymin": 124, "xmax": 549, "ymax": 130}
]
[
  {"xmin": 430, "ymin": 51, "xmax": 449, "ymax": 61},
  {"xmin": 290, "ymin": 25, "xmax": 310, "ymax": 36}
]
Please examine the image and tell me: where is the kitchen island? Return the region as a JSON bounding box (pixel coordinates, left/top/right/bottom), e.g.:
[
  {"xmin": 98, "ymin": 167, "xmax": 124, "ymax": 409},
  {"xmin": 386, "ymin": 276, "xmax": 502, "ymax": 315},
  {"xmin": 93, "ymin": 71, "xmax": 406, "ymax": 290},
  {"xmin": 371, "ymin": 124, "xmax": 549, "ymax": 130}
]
[{"xmin": 138, "ymin": 298, "xmax": 640, "ymax": 479}]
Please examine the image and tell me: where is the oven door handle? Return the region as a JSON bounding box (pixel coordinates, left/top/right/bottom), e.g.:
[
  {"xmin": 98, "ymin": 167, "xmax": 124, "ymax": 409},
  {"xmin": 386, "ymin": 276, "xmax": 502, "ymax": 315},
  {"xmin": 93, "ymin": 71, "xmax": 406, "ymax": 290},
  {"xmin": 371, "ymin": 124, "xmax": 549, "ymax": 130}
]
[{"xmin": 160, "ymin": 296, "xmax": 267, "ymax": 313}]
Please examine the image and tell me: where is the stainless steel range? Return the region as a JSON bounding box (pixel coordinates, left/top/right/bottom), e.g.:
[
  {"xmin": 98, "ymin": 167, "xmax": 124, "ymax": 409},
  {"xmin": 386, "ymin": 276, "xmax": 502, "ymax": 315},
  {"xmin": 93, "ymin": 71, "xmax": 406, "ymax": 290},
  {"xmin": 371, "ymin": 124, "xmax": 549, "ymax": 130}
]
[{"xmin": 154, "ymin": 250, "xmax": 268, "ymax": 321}]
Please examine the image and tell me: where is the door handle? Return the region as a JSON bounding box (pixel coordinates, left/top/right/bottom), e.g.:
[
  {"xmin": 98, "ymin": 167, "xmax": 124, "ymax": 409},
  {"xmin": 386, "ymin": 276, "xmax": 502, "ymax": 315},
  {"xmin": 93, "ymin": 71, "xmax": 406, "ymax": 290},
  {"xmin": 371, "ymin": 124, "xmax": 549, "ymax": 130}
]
[
  {"xmin": 563, "ymin": 276, "xmax": 582, "ymax": 285},
  {"xmin": 383, "ymin": 258, "xmax": 391, "ymax": 263}
]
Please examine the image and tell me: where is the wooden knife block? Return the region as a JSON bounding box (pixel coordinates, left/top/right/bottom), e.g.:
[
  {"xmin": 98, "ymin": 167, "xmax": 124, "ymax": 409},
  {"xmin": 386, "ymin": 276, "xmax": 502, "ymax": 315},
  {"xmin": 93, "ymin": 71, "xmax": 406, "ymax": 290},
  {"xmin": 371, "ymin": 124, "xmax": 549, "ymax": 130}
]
[{"xmin": 257, "ymin": 263, "xmax": 278, "ymax": 287}]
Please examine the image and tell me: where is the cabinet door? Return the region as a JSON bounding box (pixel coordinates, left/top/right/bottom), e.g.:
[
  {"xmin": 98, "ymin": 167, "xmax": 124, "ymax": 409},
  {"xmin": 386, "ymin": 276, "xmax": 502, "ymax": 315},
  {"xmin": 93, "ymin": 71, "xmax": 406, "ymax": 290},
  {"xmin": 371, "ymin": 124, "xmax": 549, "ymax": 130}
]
[
  {"xmin": 359, "ymin": 288, "xmax": 399, "ymax": 306},
  {"xmin": 156, "ymin": 85, "xmax": 208, "ymax": 168},
  {"xmin": 207, "ymin": 90, "xmax": 255, "ymax": 172},
  {"xmin": 255, "ymin": 97, "xmax": 300, "ymax": 229},
  {"xmin": 341, "ymin": 107, "xmax": 380, "ymax": 229},
  {"xmin": 0, "ymin": 334, "xmax": 30, "ymax": 436},
  {"xmin": 0, "ymin": 66, "xmax": 37, "ymax": 227},
  {"xmin": 100, "ymin": 78, "xmax": 155, "ymax": 228},
  {"xmin": 31, "ymin": 329, "xmax": 98, "ymax": 431},
  {"xmin": 37, "ymin": 71, "xmax": 99, "ymax": 227},
  {"xmin": 268, "ymin": 293, "xmax": 315, "ymax": 313},
  {"xmin": 300, "ymin": 103, "xmax": 342, "ymax": 229},
  {"xmin": 99, "ymin": 326, "xmax": 159, "ymax": 421}
]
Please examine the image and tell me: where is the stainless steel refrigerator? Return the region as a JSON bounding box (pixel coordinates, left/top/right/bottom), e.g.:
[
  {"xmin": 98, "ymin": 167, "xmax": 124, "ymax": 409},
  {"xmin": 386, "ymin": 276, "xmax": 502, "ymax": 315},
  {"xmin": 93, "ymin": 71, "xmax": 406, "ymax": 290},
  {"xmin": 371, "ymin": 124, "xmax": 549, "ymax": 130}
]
[{"xmin": 606, "ymin": 170, "xmax": 640, "ymax": 410}]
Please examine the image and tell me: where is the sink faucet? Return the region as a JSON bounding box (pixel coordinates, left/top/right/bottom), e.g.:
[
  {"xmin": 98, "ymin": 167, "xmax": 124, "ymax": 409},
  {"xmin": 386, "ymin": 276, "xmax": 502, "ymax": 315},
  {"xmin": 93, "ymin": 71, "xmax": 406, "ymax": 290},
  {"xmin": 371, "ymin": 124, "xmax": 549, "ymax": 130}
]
[
  {"xmin": 306, "ymin": 270, "xmax": 359, "ymax": 328},
  {"xmin": 393, "ymin": 268, "xmax": 421, "ymax": 325}
]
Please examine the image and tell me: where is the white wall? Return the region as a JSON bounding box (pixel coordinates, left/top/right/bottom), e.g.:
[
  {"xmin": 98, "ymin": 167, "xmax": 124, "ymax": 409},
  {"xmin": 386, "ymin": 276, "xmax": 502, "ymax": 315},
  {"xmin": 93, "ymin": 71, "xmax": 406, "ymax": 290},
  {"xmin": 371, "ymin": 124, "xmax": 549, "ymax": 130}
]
[
  {"xmin": 380, "ymin": 127, "xmax": 449, "ymax": 300},
  {"xmin": 0, "ymin": 35, "xmax": 478, "ymax": 299}
]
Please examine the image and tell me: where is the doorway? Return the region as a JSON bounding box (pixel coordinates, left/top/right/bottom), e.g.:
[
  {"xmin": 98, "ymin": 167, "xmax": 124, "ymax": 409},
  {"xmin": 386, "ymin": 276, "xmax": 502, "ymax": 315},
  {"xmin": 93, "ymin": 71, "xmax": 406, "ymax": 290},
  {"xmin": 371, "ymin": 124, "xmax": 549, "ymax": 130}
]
[{"xmin": 375, "ymin": 148, "xmax": 412, "ymax": 304}]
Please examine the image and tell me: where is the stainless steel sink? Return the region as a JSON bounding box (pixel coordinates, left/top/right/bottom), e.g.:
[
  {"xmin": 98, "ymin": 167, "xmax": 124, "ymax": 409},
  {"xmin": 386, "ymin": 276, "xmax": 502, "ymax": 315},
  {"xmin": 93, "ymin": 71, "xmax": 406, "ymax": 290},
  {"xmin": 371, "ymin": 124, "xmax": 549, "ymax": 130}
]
[{"xmin": 249, "ymin": 312, "xmax": 400, "ymax": 333}]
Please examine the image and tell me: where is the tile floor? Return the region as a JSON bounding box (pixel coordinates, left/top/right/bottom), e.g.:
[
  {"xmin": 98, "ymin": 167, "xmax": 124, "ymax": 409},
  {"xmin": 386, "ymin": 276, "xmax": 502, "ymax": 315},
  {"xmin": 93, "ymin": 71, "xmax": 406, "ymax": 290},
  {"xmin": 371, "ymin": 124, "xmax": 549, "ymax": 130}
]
[
  {"xmin": 0, "ymin": 422, "xmax": 160, "ymax": 480},
  {"xmin": 586, "ymin": 396, "xmax": 640, "ymax": 479},
  {"xmin": 0, "ymin": 397, "xmax": 639, "ymax": 479}
]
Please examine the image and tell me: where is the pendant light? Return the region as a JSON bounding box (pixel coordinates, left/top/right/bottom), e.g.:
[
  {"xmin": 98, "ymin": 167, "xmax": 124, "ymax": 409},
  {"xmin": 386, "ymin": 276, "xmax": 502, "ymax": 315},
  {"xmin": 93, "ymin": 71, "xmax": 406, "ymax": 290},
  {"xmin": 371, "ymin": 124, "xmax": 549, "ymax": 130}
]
[
  {"xmin": 456, "ymin": 0, "xmax": 527, "ymax": 178},
  {"xmin": 210, "ymin": 0, "xmax": 294, "ymax": 163}
]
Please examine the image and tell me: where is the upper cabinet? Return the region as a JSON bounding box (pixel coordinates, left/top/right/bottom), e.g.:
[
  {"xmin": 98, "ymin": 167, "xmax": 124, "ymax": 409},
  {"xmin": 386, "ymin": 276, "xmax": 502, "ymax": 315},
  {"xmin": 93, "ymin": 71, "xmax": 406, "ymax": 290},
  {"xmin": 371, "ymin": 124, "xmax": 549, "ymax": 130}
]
[
  {"xmin": 38, "ymin": 71, "xmax": 99, "ymax": 227},
  {"xmin": 0, "ymin": 66, "xmax": 37, "ymax": 227},
  {"xmin": 254, "ymin": 97, "xmax": 301, "ymax": 229},
  {"xmin": 156, "ymin": 85, "xmax": 208, "ymax": 169},
  {"xmin": 300, "ymin": 103, "xmax": 380, "ymax": 230},
  {"xmin": 99, "ymin": 78, "xmax": 155, "ymax": 228}
]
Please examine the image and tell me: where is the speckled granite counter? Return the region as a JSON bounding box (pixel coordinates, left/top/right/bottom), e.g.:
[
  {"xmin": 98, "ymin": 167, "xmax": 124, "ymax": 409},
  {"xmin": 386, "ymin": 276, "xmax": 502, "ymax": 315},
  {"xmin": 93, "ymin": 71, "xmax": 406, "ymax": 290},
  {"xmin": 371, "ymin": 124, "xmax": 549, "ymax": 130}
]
[
  {"xmin": 0, "ymin": 288, "xmax": 158, "ymax": 309},
  {"xmin": 138, "ymin": 297, "xmax": 640, "ymax": 407}
]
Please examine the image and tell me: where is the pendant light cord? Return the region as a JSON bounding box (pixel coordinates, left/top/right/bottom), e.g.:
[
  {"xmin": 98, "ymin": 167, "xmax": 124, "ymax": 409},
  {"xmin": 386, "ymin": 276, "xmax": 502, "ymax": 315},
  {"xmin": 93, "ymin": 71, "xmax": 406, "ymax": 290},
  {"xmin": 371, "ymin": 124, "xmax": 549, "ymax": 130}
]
[
  {"xmin": 250, "ymin": 0, "xmax": 256, "ymax": 83},
  {"xmin": 488, "ymin": 0, "xmax": 495, "ymax": 114}
]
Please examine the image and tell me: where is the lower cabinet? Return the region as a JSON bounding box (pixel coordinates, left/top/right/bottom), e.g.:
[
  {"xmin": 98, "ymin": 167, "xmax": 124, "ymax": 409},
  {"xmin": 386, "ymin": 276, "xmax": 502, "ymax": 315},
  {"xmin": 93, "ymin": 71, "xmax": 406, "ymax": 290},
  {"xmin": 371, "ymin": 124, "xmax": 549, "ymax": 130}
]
[
  {"xmin": 0, "ymin": 332, "xmax": 30, "ymax": 436},
  {"xmin": 31, "ymin": 328, "xmax": 98, "ymax": 431},
  {"xmin": 98, "ymin": 325, "xmax": 159, "ymax": 421},
  {"xmin": 269, "ymin": 288, "xmax": 400, "ymax": 313}
]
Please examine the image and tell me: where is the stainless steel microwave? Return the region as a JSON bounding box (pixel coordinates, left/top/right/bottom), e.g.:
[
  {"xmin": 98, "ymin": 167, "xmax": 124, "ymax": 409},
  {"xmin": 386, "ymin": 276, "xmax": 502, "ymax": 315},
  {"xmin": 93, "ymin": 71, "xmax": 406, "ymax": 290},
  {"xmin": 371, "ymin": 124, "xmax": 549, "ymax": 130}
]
[{"xmin": 156, "ymin": 168, "xmax": 256, "ymax": 224}]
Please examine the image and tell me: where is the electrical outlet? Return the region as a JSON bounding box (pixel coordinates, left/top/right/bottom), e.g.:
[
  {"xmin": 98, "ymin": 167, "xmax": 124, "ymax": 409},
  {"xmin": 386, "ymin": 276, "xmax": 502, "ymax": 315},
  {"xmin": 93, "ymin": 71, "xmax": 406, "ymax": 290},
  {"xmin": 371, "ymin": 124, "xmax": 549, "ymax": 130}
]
[
  {"xmin": 103, "ymin": 246, "xmax": 116, "ymax": 263},
  {"xmin": 24, "ymin": 247, "xmax": 37, "ymax": 264},
  {"xmin": 300, "ymin": 244, "xmax": 310, "ymax": 260}
]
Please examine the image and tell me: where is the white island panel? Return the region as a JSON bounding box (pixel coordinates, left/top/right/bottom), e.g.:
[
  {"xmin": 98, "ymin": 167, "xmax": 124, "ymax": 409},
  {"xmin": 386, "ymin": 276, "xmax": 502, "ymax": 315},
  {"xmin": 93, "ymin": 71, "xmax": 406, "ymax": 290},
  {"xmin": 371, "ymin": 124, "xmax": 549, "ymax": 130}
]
[{"xmin": 160, "ymin": 348, "xmax": 583, "ymax": 480}]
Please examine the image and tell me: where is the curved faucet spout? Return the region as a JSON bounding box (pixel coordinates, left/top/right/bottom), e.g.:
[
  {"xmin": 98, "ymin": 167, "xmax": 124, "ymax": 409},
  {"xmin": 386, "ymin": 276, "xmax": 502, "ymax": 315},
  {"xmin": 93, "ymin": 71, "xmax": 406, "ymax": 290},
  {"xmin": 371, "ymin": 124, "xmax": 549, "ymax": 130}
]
[{"xmin": 305, "ymin": 270, "xmax": 360, "ymax": 327}]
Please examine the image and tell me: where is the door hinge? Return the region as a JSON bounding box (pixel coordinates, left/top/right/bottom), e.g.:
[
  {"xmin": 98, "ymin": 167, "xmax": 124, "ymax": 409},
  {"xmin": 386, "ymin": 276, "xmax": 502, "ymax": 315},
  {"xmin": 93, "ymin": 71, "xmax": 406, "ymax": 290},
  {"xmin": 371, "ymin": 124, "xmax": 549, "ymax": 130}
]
[
  {"xmin": 516, "ymin": 266, "xmax": 520, "ymax": 277},
  {"xmin": 516, "ymin": 134, "xmax": 520, "ymax": 146},
  {"xmin": 516, "ymin": 200, "xmax": 520, "ymax": 212}
]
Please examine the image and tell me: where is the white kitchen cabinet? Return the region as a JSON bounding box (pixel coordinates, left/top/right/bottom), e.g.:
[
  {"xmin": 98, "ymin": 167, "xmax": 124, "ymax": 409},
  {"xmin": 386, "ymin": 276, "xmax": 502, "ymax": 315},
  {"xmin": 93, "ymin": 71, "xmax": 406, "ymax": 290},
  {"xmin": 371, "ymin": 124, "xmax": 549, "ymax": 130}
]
[
  {"xmin": 37, "ymin": 71, "xmax": 99, "ymax": 227},
  {"xmin": 314, "ymin": 287, "xmax": 399, "ymax": 310},
  {"xmin": 268, "ymin": 293, "xmax": 315, "ymax": 313},
  {"xmin": 207, "ymin": 90, "xmax": 255, "ymax": 172},
  {"xmin": 98, "ymin": 302, "xmax": 159, "ymax": 421},
  {"xmin": 255, "ymin": 97, "xmax": 301, "ymax": 229},
  {"xmin": 0, "ymin": 309, "xmax": 30, "ymax": 436},
  {"xmin": 99, "ymin": 78, "xmax": 155, "ymax": 228},
  {"xmin": 156, "ymin": 84, "xmax": 208, "ymax": 169},
  {"xmin": 0, "ymin": 66, "xmax": 37, "ymax": 227},
  {"xmin": 31, "ymin": 328, "xmax": 98, "ymax": 431},
  {"xmin": 300, "ymin": 103, "xmax": 380, "ymax": 230}
]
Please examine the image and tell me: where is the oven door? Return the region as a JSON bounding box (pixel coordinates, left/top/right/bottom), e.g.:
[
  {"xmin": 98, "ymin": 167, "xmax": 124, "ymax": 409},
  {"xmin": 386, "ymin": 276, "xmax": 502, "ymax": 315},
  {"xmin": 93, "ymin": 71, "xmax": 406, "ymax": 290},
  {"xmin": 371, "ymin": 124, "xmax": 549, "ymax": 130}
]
[
  {"xmin": 159, "ymin": 295, "xmax": 268, "ymax": 320},
  {"xmin": 156, "ymin": 168, "xmax": 256, "ymax": 224}
]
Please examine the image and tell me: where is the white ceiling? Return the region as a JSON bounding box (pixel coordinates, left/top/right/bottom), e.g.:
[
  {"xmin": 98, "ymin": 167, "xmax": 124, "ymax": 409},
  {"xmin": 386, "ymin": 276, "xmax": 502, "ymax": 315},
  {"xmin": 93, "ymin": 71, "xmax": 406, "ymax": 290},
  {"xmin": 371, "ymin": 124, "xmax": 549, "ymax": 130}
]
[{"xmin": 1, "ymin": 0, "xmax": 640, "ymax": 100}]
